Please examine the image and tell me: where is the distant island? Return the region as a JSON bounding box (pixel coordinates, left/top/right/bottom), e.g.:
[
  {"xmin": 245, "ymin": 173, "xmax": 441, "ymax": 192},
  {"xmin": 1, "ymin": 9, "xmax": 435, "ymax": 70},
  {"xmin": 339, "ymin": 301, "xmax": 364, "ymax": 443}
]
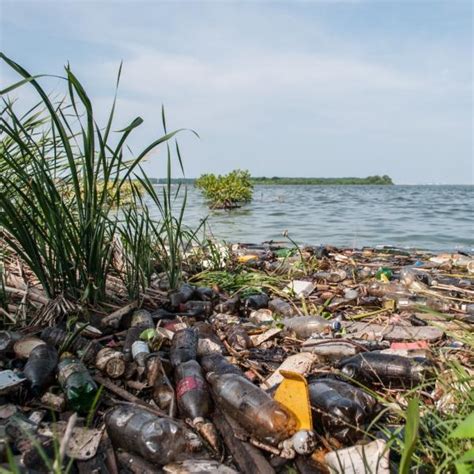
[{"xmin": 150, "ymin": 175, "xmax": 394, "ymax": 185}]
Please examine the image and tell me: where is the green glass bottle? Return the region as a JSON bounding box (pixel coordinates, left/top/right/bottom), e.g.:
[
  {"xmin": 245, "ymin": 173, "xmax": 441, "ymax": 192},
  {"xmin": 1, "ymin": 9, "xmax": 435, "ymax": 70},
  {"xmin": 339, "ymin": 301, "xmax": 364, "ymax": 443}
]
[{"xmin": 58, "ymin": 355, "xmax": 97, "ymax": 413}]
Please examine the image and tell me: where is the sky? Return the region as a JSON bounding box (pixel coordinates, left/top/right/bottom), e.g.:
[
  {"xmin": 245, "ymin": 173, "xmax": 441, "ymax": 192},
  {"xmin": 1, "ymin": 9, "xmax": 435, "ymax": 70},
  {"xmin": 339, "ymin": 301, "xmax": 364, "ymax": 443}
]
[{"xmin": 0, "ymin": 0, "xmax": 472, "ymax": 184}]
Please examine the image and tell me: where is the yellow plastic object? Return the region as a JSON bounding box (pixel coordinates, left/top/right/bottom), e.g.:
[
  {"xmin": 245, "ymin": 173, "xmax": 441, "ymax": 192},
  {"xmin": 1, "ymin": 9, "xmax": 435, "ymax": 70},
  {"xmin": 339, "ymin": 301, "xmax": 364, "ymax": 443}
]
[
  {"xmin": 237, "ymin": 254, "xmax": 259, "ymax": 263},
  {"xmin": 274, "ymin": 370, "xmax": 312, "ymax": 430}
]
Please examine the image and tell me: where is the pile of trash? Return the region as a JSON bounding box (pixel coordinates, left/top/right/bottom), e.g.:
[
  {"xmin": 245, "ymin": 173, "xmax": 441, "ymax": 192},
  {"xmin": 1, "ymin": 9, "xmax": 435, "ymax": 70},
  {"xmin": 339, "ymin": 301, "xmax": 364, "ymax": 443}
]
[{"xmin": 1, "ymin": 243, "xmax": 473, "ymax": 473}]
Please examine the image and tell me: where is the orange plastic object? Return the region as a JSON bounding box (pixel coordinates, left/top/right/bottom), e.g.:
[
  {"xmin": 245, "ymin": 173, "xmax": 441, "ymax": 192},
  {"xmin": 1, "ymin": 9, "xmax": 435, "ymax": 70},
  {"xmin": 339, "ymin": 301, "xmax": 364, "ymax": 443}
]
[{"xmin": 274, "ymin": 370, "xmax": 312, "ymax": 430}]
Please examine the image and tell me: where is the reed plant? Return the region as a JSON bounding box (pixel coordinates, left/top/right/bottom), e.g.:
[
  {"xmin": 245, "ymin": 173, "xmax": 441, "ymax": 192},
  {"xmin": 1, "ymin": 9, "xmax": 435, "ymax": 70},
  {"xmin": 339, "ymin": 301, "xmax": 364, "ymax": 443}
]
[{"xmin": 0, "ymin": 54, "xmax": 188, "ymax": 306}]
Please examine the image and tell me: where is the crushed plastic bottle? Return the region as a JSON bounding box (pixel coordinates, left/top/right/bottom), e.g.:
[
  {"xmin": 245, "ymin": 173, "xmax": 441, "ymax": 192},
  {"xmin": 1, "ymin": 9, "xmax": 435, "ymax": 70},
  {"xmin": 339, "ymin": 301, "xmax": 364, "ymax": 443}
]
[
  {"xmin": 226, "ymin": 325, "xmax": 253, "ymax": 350},
  {"xmin": 23, "ymin": 344, "xmax": 58, "ymax": 395},
  {"xmin": 57, "ymin": 355, "xmax": 98, "ymax": 413},
  {"xmin": 170, "ymin": 328, "xmax": 198, "ymax": 368},
  {"xmin": 207, "ymin": 372, "xmax": 297, "ymax": 445},
  {"xmin": 283, "ymin": 315, "xmax": 341, "ymax": 338},
  {"xmin": 339, "ymin": 352, "xmax": 433, "ymax": 387},
  {"xmin": 105, "ymin": 405, "xmax": 203, "ymax": 465}
]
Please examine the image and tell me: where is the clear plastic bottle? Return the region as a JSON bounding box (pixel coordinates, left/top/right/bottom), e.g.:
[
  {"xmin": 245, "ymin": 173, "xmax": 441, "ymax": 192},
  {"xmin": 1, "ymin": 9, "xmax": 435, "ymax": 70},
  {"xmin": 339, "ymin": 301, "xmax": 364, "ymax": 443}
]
[
  {"xmin": 207, "ymin": 372, "xmax": 297, "ymax": 445},
  {"xmin": 105, "ymin": 405, "xmax": 203, "ymax": 465},
  {"xmin": 283, "ymin": 316, "xmax": 340, "ymax": 339},
  {"xmin": 23, "ymin": 344, "xmax": 58, "ymax": 395}
]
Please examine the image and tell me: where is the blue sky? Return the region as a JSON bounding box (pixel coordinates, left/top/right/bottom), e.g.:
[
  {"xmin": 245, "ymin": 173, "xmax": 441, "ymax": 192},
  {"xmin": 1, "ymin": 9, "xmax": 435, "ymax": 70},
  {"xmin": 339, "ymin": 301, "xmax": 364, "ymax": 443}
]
[{"xmin": 1, "ymin": 0, "xmax": 472, "ymax": 184}]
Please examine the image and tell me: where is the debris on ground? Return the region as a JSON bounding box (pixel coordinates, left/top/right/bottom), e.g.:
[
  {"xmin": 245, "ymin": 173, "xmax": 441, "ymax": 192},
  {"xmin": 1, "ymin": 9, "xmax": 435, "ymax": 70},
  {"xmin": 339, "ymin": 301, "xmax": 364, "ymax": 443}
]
[{"xmin": 1, "ymin": 243, "xmax": 473, "ymax": 472}]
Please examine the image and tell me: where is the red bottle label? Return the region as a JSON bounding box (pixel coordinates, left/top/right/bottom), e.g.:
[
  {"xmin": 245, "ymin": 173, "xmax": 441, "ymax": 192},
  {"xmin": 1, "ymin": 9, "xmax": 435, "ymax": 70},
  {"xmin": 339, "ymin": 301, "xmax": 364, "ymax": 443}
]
[{"xmin": 176, "ymin": 376, "xmax": 203, "ymax": 399}]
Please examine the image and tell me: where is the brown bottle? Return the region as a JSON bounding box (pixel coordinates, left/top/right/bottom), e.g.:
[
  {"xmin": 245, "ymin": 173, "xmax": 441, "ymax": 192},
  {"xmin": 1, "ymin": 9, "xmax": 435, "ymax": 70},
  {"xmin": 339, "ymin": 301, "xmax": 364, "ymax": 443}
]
[
  {"xmin": 23, "ymin": 344, "xmax": 58, "ymax": 395},
  {"xmin": 216, "ymin": 294, "xmax": 240, "ymax": 314},
  {"xmin": 207, "ymin": 372, "xmax": 297, "ymax": 445},
  {"xmin": 175, "ymin": 360, "xmax": 210, "ymax": 422},
  {"xmin": 169, "ymin": 284, "xmax": 195, "ymax": 308},
  {"xmin": 147, "ymin": 356, "xmax": 175, "ymax": 415},
  {"xmin": 170, "ymin": 328, "xmax": 198, "ymax": 368},
  {"xmin": 105, "ymin": 405, "xmax": 203, "ymax": 465}
]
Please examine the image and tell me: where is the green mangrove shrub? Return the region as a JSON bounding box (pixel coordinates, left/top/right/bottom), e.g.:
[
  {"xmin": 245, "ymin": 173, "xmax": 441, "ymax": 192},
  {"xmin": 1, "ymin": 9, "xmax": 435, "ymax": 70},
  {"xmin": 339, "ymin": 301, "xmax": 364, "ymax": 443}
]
[
  {"xmin": 0, "ymin": 54, "xmax": 185, "ymax": 304},
  {"xmin": 195, "ymin": 169, "xmax": 253, "ymax": 209}
]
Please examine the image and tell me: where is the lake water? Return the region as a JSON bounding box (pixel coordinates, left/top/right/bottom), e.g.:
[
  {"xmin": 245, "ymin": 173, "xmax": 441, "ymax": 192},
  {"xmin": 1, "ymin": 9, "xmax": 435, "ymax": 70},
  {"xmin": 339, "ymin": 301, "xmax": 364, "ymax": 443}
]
[{"xmin": 153, "ymin": 185, "xmax": 473, "ymax": 252}]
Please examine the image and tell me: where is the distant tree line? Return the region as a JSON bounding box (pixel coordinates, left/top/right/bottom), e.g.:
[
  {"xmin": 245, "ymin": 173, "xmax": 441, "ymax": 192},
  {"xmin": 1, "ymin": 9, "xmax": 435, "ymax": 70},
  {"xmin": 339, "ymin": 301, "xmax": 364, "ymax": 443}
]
[
  {"xmin": 250, "ymin": 175, "xmax": 394, "ymax": 185},
  {"xmin": 149, "ymin": 175, "xmax": 394, "ymax": 186}
]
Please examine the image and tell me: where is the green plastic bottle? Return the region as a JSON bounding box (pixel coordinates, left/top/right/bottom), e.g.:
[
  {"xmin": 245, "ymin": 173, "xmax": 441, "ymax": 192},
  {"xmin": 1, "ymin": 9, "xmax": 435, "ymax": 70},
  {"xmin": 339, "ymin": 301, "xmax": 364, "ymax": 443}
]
[{"xmin": 58, "ymin": 355, "xmax": 98, "ymax": 413}]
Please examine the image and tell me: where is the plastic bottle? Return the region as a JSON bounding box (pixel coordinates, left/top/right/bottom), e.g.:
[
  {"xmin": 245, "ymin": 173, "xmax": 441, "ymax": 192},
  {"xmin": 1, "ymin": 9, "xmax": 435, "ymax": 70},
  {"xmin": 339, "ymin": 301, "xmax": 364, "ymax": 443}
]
[
  {"xmin": 57, "ymin": 356, "xmax": 98, "ymax": 413},
  {"xmin": 169, "ymin": 283, "xmax": 196, "ymax": 308},
  {"xmin": 179, "ymin": 300, "xmax": 213, "ymax": 317},
  {"xmin": 200, "ymin": 353, "xmax": 243, "ymax": 376},
  {"xmin": 123, "ymin": 310, "xmax": 154, "ymax": 361},
  {"xmin": 367, "ymin": 281, "xmax": 409, "ymax": 299},
  {"xmin": 339, "ymin": 352, "xmax": 433, "ymax": 387},
  {"xmin": 268, "ymin": 298, "xmax": 295, "ymax": 318},
  {"xmin": 174, "ymin": 360, "xmax": 210, "ymax": 422},
  {"xmin": 194, "ymin": 287, "xmax": 217, "ymax": 302},
  {"xmin": 283, "ymin": 316, "xmax": 341, "ymax": 339},
  {"xmin": 395, "ymin": 296, "xmax": 451, "ymax": 313},
  {"xmin": 216, "ymin": 294, "xmax": 240, "ymax": 314},
  {"xmin": 131, "ymin": 340, "xmax": 150, "ymax": 367},
  {"xmin": 313, "ymin": 269, "xmax": 347, "ymax": 283},
  {"xmin": 105, "ymin": 405, "xmax": 203, "ymax": 465},
  {"xmin": 244, "ymin": 293, "xmax": 269, "ymax": 313},
  {"xmin": 40, "ymin": 327, "xmax": 102, "ymax": 364},
  {"xmin": 170, "ymin": 328, "xmax": 198, "ymax": 368},
  {"xmin": 226, "ymin": 325, "xmax": 253, "ymax": 350},
  {"xmin": 23, "ymin": 344, "xmax": 58, "ymax": 395},
  {"xmin": 207, "ymin": 372, "xmax": 297, "ymax": 445},
  {"xmin": 194, "ymin": 322, "xmax": 225, "ymax": 356},
  {"xmin": 130, "ymin": 309, "xmax": 154, "ymax": 329}
]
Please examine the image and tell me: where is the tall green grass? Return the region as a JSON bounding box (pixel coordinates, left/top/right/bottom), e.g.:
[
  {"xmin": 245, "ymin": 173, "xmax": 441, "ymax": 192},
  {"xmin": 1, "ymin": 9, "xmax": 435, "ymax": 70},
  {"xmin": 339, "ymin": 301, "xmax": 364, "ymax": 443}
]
[{"xmin": 0, "ymin": 54, "xmax": 193, "ymax": 307}]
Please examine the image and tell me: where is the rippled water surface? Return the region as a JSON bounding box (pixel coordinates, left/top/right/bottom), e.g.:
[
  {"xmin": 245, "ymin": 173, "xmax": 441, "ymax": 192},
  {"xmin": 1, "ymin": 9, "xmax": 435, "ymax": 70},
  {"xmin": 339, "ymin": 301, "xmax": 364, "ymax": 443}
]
[{"xmin": 152, "ymin": 185, "xmax": 473, "ymax": 251}]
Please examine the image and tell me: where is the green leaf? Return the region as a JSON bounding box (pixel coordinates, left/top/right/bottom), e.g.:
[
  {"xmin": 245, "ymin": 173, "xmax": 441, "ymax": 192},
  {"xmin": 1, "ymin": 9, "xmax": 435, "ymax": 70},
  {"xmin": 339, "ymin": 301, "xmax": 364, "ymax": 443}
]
[
  {"xmin": 449, "ymin": 412, "xmax": 474, "ymax": 439},
  {"xmin": 399, "ymin": 397, "xmax": 420, "ymax": 474},
  {"xmin": 140, "ymin": 328, "xmax": 156, "ymax": 341}
]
